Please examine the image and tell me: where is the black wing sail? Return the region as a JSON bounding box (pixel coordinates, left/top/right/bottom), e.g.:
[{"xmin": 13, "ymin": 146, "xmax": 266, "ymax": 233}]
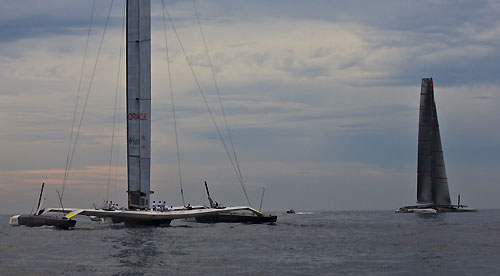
[
  {"xmin": 417, "ymin": 78, "xmax": 434, "ymax": 204},
  {"xmin": 429, "ymin": 80, "xmax": 451, "ymax": 205},
  {"xmin": 416, "ymin": 78, "xmax": 451, "ymax": 205}
]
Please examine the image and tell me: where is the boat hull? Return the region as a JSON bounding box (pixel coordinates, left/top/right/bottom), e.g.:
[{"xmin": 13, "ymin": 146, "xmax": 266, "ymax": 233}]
[
  {"xmin": 9, "ymin": 215, "xmax": 76, "ymax": 229},
  {"xmin": 195, "ymin": 213, "xmax": 277, "ymax": 224},
  {"xmin": 44, "ymin": 206, "xmax": 268, "ymax": 226},
  {"xmin": 396, "ymin": 205, "xmax": 476, "ymax": 213},
  {"xmin": 109, "ymin": 215, "xmax": 171, "ymax": 226}
]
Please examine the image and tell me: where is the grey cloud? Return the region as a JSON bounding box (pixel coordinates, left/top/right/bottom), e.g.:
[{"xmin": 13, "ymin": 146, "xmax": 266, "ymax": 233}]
[
  {"xmin": 0, "ymin": 1, "xmax": 125, "ymax": 44},
  {"xmin": 473, "ymin": 96, "xmax": 496, "ymax": 100}
]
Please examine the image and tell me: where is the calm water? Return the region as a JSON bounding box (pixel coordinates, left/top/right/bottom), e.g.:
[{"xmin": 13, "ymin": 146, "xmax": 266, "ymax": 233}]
[{"xmin": 1, "ymin": 210, "xmax": 499, "ymax": 275}]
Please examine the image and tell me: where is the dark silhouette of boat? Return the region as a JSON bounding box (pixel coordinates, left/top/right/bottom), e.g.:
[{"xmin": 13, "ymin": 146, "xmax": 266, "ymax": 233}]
[
  {"xmin": 397, "ymin": 78, "xmax": 475, "ymax": 213},
  {"xmin": 195, "ymin": 211, "xmax": 277, "ymax": 224},
  {"xmin": 9, "ymin": 183, "xmax": 77, "ymax": 229},
  {"xmin": 9, "ymin": 214, "xmax": 76, "ymax": 229}
]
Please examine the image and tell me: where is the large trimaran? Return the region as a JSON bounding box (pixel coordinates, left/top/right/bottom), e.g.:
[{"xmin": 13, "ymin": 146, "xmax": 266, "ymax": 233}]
[
  {"xmin": 397, "ymin": 78, "xmax": 475, "ymax": 213},
  {"xmin": 24, "ymin": 0, "xmax": 266, "ymax": 226}
]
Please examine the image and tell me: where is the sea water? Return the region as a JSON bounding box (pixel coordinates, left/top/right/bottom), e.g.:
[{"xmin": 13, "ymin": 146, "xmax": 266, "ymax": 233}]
[{"xmin": 0, "ymin": 210, "xmax": 499, "ymax": 275}]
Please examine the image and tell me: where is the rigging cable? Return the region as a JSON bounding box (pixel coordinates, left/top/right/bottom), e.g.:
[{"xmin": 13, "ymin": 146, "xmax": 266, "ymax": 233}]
[
  {"xmin": 106, "ymin": 0, "xmax": 126, "ymax": 203},
  {"xmin": 259, "ymin": 186, "xmax": 265, "ymax": 211},
  {"xmin": 192, "ymin": 0, "xmax": 249, "ymax": 202},
  {"xmin": 112, "ymin": 2, "xmax": 126, "ymax": 205},
  {"xmin": 113, "ymin": 34, "xmax": 124, "ymax": 207},
  {"xmin": 162, "ymin": 2, "xmax": 252, "ymax": 207},
  {"xmin": 62, "ymin": 0, "xmax": 115, "ymax": 200},
  {"xmin": 62, "ymin": 0, "xmax": 95, "ymax": 201},
  {"xmin": 161, "ymin": 0, "xmax": 186, "ymax": 207}
]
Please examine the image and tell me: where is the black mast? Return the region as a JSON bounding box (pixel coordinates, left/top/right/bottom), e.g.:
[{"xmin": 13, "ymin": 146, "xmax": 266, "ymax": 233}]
[
  {"xmin": 204, "ymin": 181, "xmax": 214, "ymax": 207},
  {"xmin": 34, "ymin": 183, "xmax": 45, "ymax": 215}
]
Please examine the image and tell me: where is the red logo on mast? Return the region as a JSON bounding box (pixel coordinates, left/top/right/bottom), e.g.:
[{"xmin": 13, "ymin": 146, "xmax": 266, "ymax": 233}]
[{"xmin": 128, "ymin": 113, "xmax": 148, "ymax": 120}]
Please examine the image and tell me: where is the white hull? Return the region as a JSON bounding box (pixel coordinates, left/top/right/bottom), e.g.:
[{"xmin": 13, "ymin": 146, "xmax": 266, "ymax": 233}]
[
  {"xmin": 45, "ymin": 206, "xmax": 263, "ymax": 225},
  {"xmin": 396, "ymin": 205, "xmax": 476, "ymax": 213},
  {"xmin": 411, "ymin": 208, "xmax": 437, "ymax": 214}
]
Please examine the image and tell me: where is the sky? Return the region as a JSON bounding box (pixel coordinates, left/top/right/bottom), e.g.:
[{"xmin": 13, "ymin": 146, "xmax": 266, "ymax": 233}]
[{"xmin": 1, "ymin": 0, "xmax": 499, "ymax": 214}]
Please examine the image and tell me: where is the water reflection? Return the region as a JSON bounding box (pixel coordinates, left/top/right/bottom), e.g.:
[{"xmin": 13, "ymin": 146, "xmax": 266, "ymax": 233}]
[
  {"xmin": 109, "ymin": 227, "xmax": 162, "ymax": 276},
  {"xmin": 415, "ymin": 213, "xmax": 444, "ymax": 221}
]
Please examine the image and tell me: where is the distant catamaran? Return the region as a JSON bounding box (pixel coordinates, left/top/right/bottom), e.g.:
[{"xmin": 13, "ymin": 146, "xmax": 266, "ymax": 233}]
[{"xmin": 397, "ymin": 78, "xmax": 475, "ymax": 213}]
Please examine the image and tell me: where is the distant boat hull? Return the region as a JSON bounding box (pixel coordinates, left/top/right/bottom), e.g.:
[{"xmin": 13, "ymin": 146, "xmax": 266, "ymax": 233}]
[
  {"xmin": 195, "ymin": 213, "xmax": 277, "ymax": 224},
  {"xmin": 396, "ymin": 205, "xmax": 476, "ymax": 213},
  {"xmin": 9, "ymin": 215, "xmax": 76, "ymax": 229}
]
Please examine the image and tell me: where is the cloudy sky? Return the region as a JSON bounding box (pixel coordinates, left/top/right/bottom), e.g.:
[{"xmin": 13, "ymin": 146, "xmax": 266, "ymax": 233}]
[{"xmin": 1, "ymin": 0, "xmax": 499, "ymax": 214}]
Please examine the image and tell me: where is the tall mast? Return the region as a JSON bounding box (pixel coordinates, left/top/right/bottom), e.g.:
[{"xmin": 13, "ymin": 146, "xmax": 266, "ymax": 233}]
[{"xmin": 126, "ymin": 0, "xmax": 151, "ymax": 210}]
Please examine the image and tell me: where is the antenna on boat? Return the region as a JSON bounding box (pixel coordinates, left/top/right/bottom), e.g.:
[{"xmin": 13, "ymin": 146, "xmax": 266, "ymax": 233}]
[
  {"xmin": 204, "ymin": 181, "xmax": 214, "ymax": 207},
  {"xmin": 30, "ymin": 182, "xmax": 45, "ymax": 215},
  {"xmin": 34, "ymin": 183, "xmax": 45, "ymax": 215}
]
